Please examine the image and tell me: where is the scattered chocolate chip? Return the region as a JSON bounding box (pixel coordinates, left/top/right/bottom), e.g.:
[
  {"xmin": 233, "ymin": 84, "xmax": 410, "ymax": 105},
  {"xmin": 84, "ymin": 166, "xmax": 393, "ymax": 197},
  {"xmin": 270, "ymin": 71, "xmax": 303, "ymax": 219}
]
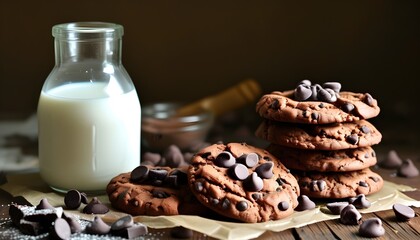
[
  {"xmin": 19, "ymin": 219, "xmax": 43, "ymax": 236},
  {"xmin": 49, "ymin": 218, "xmax": 71, "ymax": 240},
  {"xmin": 236, "ymin": 201, "xmax": 248, "ymax": 211},
  {"xmin": 83, "ymin": 197, "xmax": 109, "ymax": 214},
  {"xmin": 114, "ymin": 223, "xmax": 148, "ymax": 238},
  {"xmin": 215, "ymin": 151, "xmax": 236, "ymax": 168},
  {"xmin": 379, "ymin": 150, "xmax": 402, "ymax": 169},
  {"xmin": 323, "ymin": 82, "xmax": 341, "ymax": 93},
  {"xmin": 392, "ymin": 203, "xmax": 415, "ymax": 221},
  {"xmin": 142, "ymin": 152, "xmax": 162, "ymax": 165},
  {"xmin": 221, "ymin": 198, "xmax": 231, "ymax": 209},
  {"xmin": 360, "ymin": 125, "xmax": 370, "ymax": 134},
  {"xmin": 35, "ymin": 198, "xmax": 54, "ymax": 210},
  {"xmin": 299, "ymin": 79, "xmax": 312, "ymax": 86},
  {"xmin": 195, "ymin": 181, "xmax": 204, "ymax": 192},
  {"xmin": 270, "ymin": 99, "xmax": 280, "ymax": 109},
  {"xmin": 85, "ymin": 216, "xmax": 111, "ymax": 235},
  {"xmin": 170, "ymin": 226, "xmax": 193, "ymax": 239},
  {"xmin": 294, "ymin": 85, "xmax": 312, "ymax": 101},
  {"xmin": 295, "ymin": 195, "xmax": 316, "ymax": 211},
  {"xmin": 64, "ymin": 189, "xmax": 82, "ymax": 210},
  {"xmin": 229, "ymin": 164, "xmax": 249, "ymax": 180},
  {"xmin": 326, "ymin": 202, "xmax": 349, "ymax": 215},
  {"xmin": 9, "ymin": 203, "xmax": 25, "ymax": 226},
  {"xmin": 278, "ymin": 201, "xmax": 289, "ymax": 211},
  {"xmin": 243, "ymin": 172, "xmax": 264, "ymax": 192},
  {"xmin": 364, "ymin": 93, "xmax": 375, "ymax": 107},
  {"xmin": 359, "ymin": 218, "xmax": 385, "ymax": 237},
  {"xmin": 349, "ymin": 194, "xmax": 371, "ymax": 209},
  {"xmin": 148, "ymin": 168, "xmax": 168, "ymax": 181},
  {"xmin": 111, "ymin": 215, "xmax": 134, "ymax": 231},
  {"xmin": 255, "ymin": 162, "xmax": 274, "ymax": 179},
  {"xmin": 80, "ymin": 192, "xmax": 89, "ymax": 204},
  {"xmin": 62, "ymin": 212, "xmax": 82, "ymax": 234},
  {"xmin": 340, "ymin": 204, "xmax": 362, "ymax": 225},
  {"xmin": 397, "ymin": 159, "xmax": 419, "ymax": 178},
  {"xmin": 131, "ymin": 165, "xmax": 149, "ymax": 182},
  {"xmin": 237, "ymin": 153, "xmax": 259, "ymax": 168},
  {"xmin": 346, "ymin": 134, "xmax": 359, "ymax": 145},
  {"xmin": 163, "ymin": 145, "xmax": 184, "ymax": 167},
  {"xmin": 309, "ymin": 84, "xmax": 321, "ymax": 101},
  {"xmin": 318, "ymin": 88, "xmax": 337, "ymax": 103},
  {"xmin": 170, "ymin": 169, "xmax": 188, "ymax": 185}
]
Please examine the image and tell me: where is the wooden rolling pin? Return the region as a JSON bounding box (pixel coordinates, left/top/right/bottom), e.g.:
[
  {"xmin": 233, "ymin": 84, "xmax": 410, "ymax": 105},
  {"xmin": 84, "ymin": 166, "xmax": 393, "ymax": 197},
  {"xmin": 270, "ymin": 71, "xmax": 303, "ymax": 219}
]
[{"xmin": 175, "ymin": 79, "xmax": 262, "ymax": 117}]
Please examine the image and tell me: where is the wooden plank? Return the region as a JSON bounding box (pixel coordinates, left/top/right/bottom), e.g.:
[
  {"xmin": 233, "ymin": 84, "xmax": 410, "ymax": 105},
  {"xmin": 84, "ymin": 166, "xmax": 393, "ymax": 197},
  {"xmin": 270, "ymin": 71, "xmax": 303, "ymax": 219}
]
[
  {"xmin": 256, "ymin": 229, "xmax": 296, "ymax": 240},
  {"xmin": 373, "ymin": 207, "xmax": 420, "ymax": 237},
  {"xmin": 323, "ymin": 218, "xmax": 360, "ymax": 240},
  {"xmin": 294, "ymin": 220, "xmax": 338, "ymax": 240}
]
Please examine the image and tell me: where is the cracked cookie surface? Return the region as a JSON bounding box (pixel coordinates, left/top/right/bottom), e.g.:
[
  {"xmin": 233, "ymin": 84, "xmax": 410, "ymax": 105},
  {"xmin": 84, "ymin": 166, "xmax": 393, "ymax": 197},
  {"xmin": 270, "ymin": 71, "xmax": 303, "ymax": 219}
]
[
  {"xmin": 256, "ymin": 90, "xmax": 380, "ymax": 124},
  {"xmin": 188, "ymin": 142, "xmax": 300, "ymax": 223}
]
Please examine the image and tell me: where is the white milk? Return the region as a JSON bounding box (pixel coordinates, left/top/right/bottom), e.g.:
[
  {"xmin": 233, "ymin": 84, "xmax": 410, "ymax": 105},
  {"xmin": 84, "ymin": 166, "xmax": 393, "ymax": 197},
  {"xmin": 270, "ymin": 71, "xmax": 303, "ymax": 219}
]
[{"xmin": 38, "ymin": 82, "xmax": 140, "ymax": 192}]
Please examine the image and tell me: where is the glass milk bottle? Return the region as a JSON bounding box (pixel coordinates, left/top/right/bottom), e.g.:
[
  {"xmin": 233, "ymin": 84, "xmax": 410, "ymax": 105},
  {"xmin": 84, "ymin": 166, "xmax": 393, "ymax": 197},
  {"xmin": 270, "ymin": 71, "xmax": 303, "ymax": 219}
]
[{"xmin": 38, "ymin": 22, "xmax": 141, "ymax": 193}]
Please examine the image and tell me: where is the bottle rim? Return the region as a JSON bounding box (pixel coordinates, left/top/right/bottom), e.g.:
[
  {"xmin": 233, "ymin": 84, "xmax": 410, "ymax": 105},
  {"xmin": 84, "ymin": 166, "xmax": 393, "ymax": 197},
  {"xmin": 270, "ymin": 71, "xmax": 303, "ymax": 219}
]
[{"xmin": 52, "ymin": 22, "xmax": 124, "ymax": 40}]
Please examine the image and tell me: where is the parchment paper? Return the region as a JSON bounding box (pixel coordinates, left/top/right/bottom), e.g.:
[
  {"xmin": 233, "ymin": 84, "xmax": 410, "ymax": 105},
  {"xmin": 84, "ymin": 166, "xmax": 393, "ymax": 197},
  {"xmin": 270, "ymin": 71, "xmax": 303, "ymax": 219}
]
[{"xmin": 2, "ymin": 173, "xmax": 420, "ymax": 240}]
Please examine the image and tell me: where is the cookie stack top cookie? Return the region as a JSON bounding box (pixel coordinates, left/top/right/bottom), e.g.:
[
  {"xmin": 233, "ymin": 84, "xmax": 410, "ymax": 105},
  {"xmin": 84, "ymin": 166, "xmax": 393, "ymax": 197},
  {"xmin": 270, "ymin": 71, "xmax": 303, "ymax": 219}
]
[{"xmin": 255, "ymin": 80, "xmax": 384, "ymax": 199}]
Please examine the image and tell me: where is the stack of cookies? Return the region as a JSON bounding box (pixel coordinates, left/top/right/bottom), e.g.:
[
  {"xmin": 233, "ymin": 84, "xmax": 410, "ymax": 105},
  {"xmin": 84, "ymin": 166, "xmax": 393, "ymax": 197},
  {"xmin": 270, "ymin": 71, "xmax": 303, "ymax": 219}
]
[{"xmin": 255, "ymin": 80, "xmax": 384, "ymax": 199}]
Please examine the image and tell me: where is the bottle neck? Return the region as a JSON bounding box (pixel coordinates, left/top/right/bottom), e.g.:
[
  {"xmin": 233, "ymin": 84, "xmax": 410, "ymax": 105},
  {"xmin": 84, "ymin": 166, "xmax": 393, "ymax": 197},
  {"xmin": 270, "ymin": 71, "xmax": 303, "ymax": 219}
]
[{"xmin": 55, "ymin": 38, "xmax": 122, "ymax": 65}]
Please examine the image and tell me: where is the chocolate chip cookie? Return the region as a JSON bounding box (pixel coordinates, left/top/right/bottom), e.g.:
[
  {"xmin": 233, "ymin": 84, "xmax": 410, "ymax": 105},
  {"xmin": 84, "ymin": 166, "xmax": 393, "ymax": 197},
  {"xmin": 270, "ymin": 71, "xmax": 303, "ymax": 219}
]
[
  {"xmin": 188, "ymin": 142, "xmax": 300, "ymax": 223},
  {"xmin": 256, "ymin": 90, "xmax": 380, "ymax": 124},
  {"xmin": 255, "ymin": 119, "xmax": 382, "ymax": 150},
  {"xmin": 106, "ymin": 166, "xmax": 208, "ymax": 216},
  {"xmin": 267, "ymin": 144, "xmax": 377, "ymax": 172},
  {"xmin": 293, "ymin": 168, "xmax": 384, "ymax": 199}
]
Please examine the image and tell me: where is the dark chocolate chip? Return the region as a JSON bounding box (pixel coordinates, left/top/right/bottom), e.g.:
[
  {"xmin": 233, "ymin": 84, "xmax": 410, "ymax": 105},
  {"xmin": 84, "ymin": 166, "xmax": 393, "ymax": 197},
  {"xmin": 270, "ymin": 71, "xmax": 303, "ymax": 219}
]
[
  {"xmin": 302, "ymin": 110, "xmax": 309, "ymax": 118},
  {"xmin": 270, "ymin": 99, "xmax": 280, "ymax": 109},
  {"xmin": 164, "ymin": 175, "xmax": 179, "ymax": 187},
  {"xmin": 278, "ymin": 201, "xmax": 289, "ymax": 211},
  {"xmin": 358, "ymin": 218, "xmax": 385, "ymax": 237},
  {"xmin": 346, "ymin": 134, "xmax": 359, "ymax": 145},
  {"xmin": 163, "ymin": 145, "xmax": 184, "ymax": 167},
  {"xmin": 340, "ymin": 204, "xmax": 362, "ymax": 225},
  {"xmin": 319, "ymin": 103, "xmax": 325, "ymax": 108},
  {"xmin": 83, "ymin": 197, "xmax": 109, "ymax": 214},
  {"xmin": 152, "ymin": 189, "xmax": 170, "ymax": 198},
  {"xmin": 342, "ymin": 103, "xmax": 355, "ymax": 113},
  {"xmin": 210, "ymin": 198, "xmax": 219, "ymax": 205},
  {"xmin": 369, "ymin": 176, "xmax": 380, "ymax": 182},
  {"xmin": 80, "ymin": 192, "xmax": 89, "ymax": 204},
  {"xmin": 62, "ymin": 212, "xmax": 82, "ymax": 234},
  {"xmin": 311, "ymin": 112, "xmax": 319, "ymax": 120},
  {"xmin": 85, "ymin": 216, "xmax": 111, "ymax": 235},
  {"xmin": 64, "ymin": 189, "xmax": 82, "ymax": 210},
  {"xmin": 364, "ymin": 93, "xmax": 375, "ymax": 107},
  {"xmin": 252, "ymin": 193, "xmax": 262, "ymax": 200},
  {"xmin": 326, "ymin": 202, "xmax": 349, "ymax": 215},
  {"xmin": 358, "ymin": 181, "xmax": 368, "ymax": 187},
  {"xmin": 148, "ymin": 169, "xmax": 168, "ymax": 181},
  {"xmin": 379, "ymin": 150, "xmax": 402, "ymax": 169},
  {"xmin": 9, "ymin": 203, "xmax": 25, "ymax": 226},
  {"xmin": 236, "ymin": 201, "xmax": 248, "ymax": 211},
  {"xmin": 397, "ymin": 159, "xmax": 419, "ymax": 178},
  {"xmin": 19, "ymin": 219, "xmax": 44, "ymax": 236},
  {"xmin": 194, "ymin": 181, "xmax": 204, "ymax": 192},
  {"xmin": 276, "ymin": 178, "xmax": 285, "ymax": 185},
  {"xmin": 392, "ymin": 203, "xmax": 415, "ymax": 221},
  {"xmin": 142, "ymin": 152, "xmax": 162, "ymax": 165},
  {"xmin": 294, "ymin": 85, "xmax": 312, "ymax": 101},
  {"xmin": 309, "ymin": 84, "xmax": 321, "ymax": 100},
  {"xmin": 170, "ymin": 169, "xmax": 188, "ymax": 185},
  {"xmin": 237, "ymin": 153, "xmax": 259, "ymax": 168},
  {"xmin": 255, "ymin": 162, "xmax": 274, "ymax": 179},
  {"xmin": 221, "ymin": 198, "xmax": 231, "ymax": 209},
  {"xmin": 298, "ymin": 79, "xmax": 312, "ymax": 86},
  {"xmin": 243, "ymin": 172, "xmax": 264, "ymax": 192},
  {"xmin": 295, "ymin": 195, "xmax": 316, "ymax": 211},
  {"xmin": 349, "ymin": 194, "xmax": 371, "ymax": 209},
  {"xmin": 35, "ymin": 198, "xmax": 55, "ymax": 210},
  {"xmin": 49, "ymin": 218, "xmax": 71, "ymax": 240},
  {"xmin": 229, "ymin": 164, "xmax": 249, "ymax": 180},
  {"xmin": 318, "ymin": 88, "xmax": 337, "ymax": 102},
  {"xmin": 114, "ymin": 223, "xmax": 148, "ymax": 238},
  {"xmin": 310, "ymin": 180, "xmax": 326, "ymax": 192},
  {"xmin": 215, "ymin": 151, "xmax": 236, "ymax": 168},
  {"xmin": 130, "ymin": 165, "xmax": 149, "ymax": 182},
  {"xmin": 111, "ymin": 215, "xmax": 134, "ymax": 231},
  {"xmin": 323, "ymin": 82, "xmax": 341, "ymax": 93},
  {"xmin": 360, "ymin": 125, "xmax": 370, "ymax": 134},
  {"xmin": 170, "ymin": 226, "xmax": 193, "ymax": 239}
]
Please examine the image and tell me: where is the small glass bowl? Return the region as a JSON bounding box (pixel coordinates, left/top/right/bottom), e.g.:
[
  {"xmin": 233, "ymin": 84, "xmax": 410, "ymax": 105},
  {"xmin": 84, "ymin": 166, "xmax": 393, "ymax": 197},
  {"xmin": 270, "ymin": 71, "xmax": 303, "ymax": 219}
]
[{"xmin": 141, "ymin": 102, "xmax": 214, "ymax": 152}]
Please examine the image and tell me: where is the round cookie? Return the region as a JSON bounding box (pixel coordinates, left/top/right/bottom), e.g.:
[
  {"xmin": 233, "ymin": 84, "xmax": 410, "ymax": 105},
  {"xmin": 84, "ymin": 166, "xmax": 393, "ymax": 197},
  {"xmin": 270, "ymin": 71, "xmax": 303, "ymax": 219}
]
[
  {"xmin": 293, "ymin": 168, "xmax": 384, "ymax": 199},
  {"xmin": 267, "ymin": 144, "xmax": 377, "ymax": 172},
  {"xmin": 255, "ymin": 119, "xmax": 382, "ymax": 150},
  {"xmin": 106, "ymin": 166, "xmax": 209, "ymax": 216},
  {"xmin": 188, "ymin": 142, "xmax": 300, "ymax": 223},
  {"xmin": 256, "ymin": 90, "xmax": 380, "ymax": 124}
]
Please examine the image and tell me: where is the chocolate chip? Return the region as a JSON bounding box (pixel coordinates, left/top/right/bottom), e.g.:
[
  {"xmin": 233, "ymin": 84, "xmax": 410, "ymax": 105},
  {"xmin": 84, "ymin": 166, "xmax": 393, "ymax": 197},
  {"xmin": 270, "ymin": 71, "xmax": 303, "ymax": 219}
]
[
  {"xmin": 142, "ymin": 152, "xmax": 162, "ymax": 165},
  {"xmin": 323, "ymin": 82, "xmax": 341, "ymax": 93},
  {"xmin": 85, "ymin": 216, "xmax": 111, "ymax": 235},
  {"xmin": 298, "ymin": 79, "xmax": 312, "ymax": 86},
  {"xmin": 215, "ymin": 151, "xmax": 236, "ymax": 168},
  {"xmin": 210, "ymin": 198, "xmax": 219, "ymax": 205},
  {"xmin": 148, "ymin": 169, "xmax": 168, "ymax": 181},
  {"xmin": 340, "ymin": 204, "xmax": 362, "ymax": 225},
  {"xmin": 310, "ymin": 180, "xmax": 326, "ymax": 192},
  {"xmin": 397, "ymin": 159, "xmax": 419, "ymax": 178},
  {"xmin": 64, "ymin": 189, "xmax": 82, "ymax": 210},
  {"xmin": 114, "ymin": 223, "xmax": 148, "ymax": 238},
  {"xmin": 152, "ymin": 189, "xmax": 170, "ymax": 198},
  {"xmin": 195, "ymin": 181, "xmax": 204, "ymax": 192},
  {"xmin": 252, "ymin": 193, "xmax": 262, "ymax": 200},
  {"xmin": 236, "ymin": 201, "xmax": 248, "ymax": 211},
  {"xmin": 278, "ymin": 201, "xmax": 289, "ymax": 211},
  {"xmin": 369, "ymin": 176, "xmax": 380, "ymax": 182},
  {"xmin": 9, "ymin": 203, "xmax": 25, "ymax": 226},
  {"xmin": 35, "ymin": 198, "xmax": 54, "ymax": 210},
  {"xmin": 311, "ymin": 112, "xmax": 319, "ymax": 120},
  {"xmin": 379, "ymin": 150, "xmax": 402, "ymax": 169},
  {"xmin": 62, "ymin": 212, "xmax": 82, "ymax": 234},
  {"xmin": 358, "ymin": 181, "xmax": 368, "ymax": 187},
  {"xmin": 229, "ymin": 164, "xmax": 249, "ymax": 180},
  {"xmin": 318, "ymin": 88, "xmax": 337, "ymax": 103},
  {"xmin": 19, "ymin": 219, "xmax": 43, "ymax": 236},
  {"xmin": 346, "ymin": 134, "xmax": 359, "ymax": 145},
  {"xmin": 80, "ymin": 192, "xmax": 89, "ymax": 204},
  {"xmin": 131, "ymin": 165, "xmax": 149, "ymax": 182},
  {"xmin": 349, "ymin": 194, "xmax": 371, "ymax": 209},
  {"xmin": 170, "ymin": 169, "xmax": 188, "ymax": 185},
  {"xmin": 163, "ymin": 145, "xmax": 184, "ymax": 167},
  {"xmin": 49, "ymin": 218, "xmax": 71, "ymax": 240},
  {"xmin": 255, "ymin": 162, "xmax": 274, "ymax": 179},
  {"xmin": 359, "ymin": 218, "xmax": 385, "ymax": 237},
  {"xmin": 111, "ymin": 215, "xmax": 134, "ymax": 231},
  {"xmin": 392, "ymin": 203, "xmax": 415, "ymax": 221},
  {"xmin": 276, "ymin": 178, "xmax": 285, "ymax": 185},
  {"xmin": 243, "ymin": 172, "xmax": 264, "ymax": 192},
  {"xmin": 294, "ymin": 85, "xmax": 312, "ymax": 101},
  {"xmin": 170, "ymin": 226, "xmax": 193, "ymax": 239},
  {"xmin": 364, "ymin": 93, "xmax": 375, "ymax": 107},
  {"xmin": 295, "ymin": 195, "xmax": 316, "ymax": 211},
  {"xmin": 237, "ymin": 153, "xmax": 259, "ymax": 168},
  {"xmin": 309, "ymin": 84, "xmax": 321, "ymax": 100},
  {"xmin": 221, "ymin": 198, "xmax": 231, "ymax": 209},
  {"xmin": 326, "ymin": 202, "xmax": 349, "ymax": 215},
  {"xmin": 342, "ymin": 103, "xmax": 355, "ymax": 113},
  {"xmin": 83, "ymin": 197, "xmax": 109, "ymax": 214},
  {"xmin": 360, "ymin": 125, "xmax": 370, "ymax": 134},
  {"xmin": 164, "ymin": 175, "xmax": 179, "ymax": 187},
  {"xmin": 319, "ymin": 103, "xmax": 325, "ymax": 108},
  {"xmin": 270, "ymin": 99, "xmax": 280, "ymax": 109}
]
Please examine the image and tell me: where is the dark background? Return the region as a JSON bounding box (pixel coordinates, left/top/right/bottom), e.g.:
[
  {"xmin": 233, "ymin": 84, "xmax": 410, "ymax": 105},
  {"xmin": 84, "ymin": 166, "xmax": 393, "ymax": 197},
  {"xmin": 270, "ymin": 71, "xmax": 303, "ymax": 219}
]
[{"xmin": 1, "ymin": 1, "xmax": 419, "ymax": 147}]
